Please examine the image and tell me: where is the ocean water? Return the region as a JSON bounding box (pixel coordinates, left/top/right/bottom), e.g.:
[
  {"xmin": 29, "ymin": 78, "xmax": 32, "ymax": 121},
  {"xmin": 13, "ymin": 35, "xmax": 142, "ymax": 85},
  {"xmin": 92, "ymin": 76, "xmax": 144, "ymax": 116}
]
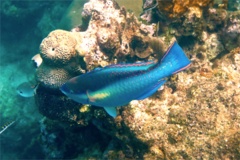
[
  {"xmin": 0, "ymin": 0, "xmax": 239, "ymax": 159},
  {"xmin": 0, "ymin": 1, "xmax": 72, "ymax": 159}
]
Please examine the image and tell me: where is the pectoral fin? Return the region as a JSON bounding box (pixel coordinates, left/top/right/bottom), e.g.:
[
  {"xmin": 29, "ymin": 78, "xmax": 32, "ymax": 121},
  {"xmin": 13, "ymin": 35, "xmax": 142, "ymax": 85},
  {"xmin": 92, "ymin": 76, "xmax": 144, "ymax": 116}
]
[
  {"xmin": 136, "ymin": 80, "xmax": 166, "ymax": 100},
  {"xmin": 104, "ymin": 107, "xmax": 117, "ymax": 118}
]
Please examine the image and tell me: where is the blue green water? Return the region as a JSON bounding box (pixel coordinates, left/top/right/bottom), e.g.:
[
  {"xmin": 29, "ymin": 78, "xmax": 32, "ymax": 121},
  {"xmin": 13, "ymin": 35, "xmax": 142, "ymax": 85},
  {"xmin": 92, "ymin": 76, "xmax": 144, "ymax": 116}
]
[
  {"xmin": 1, "ymin": 1, "xmax": 109, "ymax": 159},
  {"xmin": 0, "ymin": 1, "xmax": 72, "ymax": 159},
  {"xmin": 0, "ymin": 0, "xmax": 240, "ymax": 159}
]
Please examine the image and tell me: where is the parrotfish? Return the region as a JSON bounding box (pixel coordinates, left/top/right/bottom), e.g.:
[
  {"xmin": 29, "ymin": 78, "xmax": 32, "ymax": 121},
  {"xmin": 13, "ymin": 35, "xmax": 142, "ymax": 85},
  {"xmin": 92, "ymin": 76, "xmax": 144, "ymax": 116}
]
[
  {"xmin": 60, "ymin": 42, "xmax": 191, "ymax": 118},
  {"xmin": 16, "ymin": 82, "xmax": 38, "ymax": 97}
]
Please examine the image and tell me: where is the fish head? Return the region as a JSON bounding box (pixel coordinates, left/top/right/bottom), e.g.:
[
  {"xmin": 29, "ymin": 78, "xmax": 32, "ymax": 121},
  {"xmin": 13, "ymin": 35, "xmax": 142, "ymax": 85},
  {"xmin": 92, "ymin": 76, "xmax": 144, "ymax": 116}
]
[
  {"xmin": 16, "ymin": 82, "xmax": 36, "ymax": 97},
  {"xmin": 60, "ymin": 80, "xmax": 89, "ymax": 104}
]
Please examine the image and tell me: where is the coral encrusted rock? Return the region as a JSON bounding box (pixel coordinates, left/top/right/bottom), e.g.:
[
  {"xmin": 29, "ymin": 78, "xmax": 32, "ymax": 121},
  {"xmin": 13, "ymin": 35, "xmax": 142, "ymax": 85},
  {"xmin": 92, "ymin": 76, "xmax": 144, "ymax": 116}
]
[
  {"xmin": 93, "ymin": 46, "xmax": 240, "ymax": 159},
  {"xmin": 35, "ymin": 0, "xmax": 166, "ymax": 92},
  {"xmin": 36, "ymin": 29, "xmax": 84, "ymax": 91},
  {"xmin": 34, "ymin": 0, "xmax": 240, "ymax": 159},
  {"xmin": 35, "ymin": 0, "xmax": 166, "ymax": 121},
  {"xmin": 40, "ymin": 29, "xmax": 78, "ymax": 66},
  {"xmin": 142, "ymin": 0, "xmax": 214, "ymax": 22}
]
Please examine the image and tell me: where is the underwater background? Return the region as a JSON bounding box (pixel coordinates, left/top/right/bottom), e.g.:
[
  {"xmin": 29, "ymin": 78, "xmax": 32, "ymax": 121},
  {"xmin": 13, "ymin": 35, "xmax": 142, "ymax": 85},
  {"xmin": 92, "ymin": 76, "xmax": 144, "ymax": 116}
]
[{"xmin": 0, "ymin": 0, "xmax": 239, "ymax": 159}]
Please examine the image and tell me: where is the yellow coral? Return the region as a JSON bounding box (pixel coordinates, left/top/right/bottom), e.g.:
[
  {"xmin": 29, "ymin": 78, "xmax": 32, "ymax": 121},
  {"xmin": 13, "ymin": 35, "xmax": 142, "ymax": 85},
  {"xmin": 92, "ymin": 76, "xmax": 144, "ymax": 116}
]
[
  {"xmin": 156, "ymin": 0, "xmax": 214, "ymax": 19},
  {"xmin": 40, "ymin": 30, "xmax": 77, "ymax": 66},
  {"xmin": 79, "ymin": 105, "xmax": 90, "ymax": 113}
]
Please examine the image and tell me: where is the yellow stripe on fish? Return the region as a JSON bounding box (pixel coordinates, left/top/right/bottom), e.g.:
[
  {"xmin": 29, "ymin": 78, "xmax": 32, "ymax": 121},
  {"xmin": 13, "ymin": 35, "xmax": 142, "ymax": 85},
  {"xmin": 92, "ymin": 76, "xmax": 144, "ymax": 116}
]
[{"xmin": 87, "ymin": 90, "xmax": 110, "ymax": 102}]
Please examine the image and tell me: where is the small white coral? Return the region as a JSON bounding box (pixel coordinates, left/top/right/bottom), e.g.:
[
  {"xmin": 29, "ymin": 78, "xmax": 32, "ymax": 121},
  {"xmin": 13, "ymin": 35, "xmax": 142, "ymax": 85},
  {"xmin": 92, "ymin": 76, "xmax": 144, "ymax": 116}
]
[{"xmin": 32, "ymin": 54, "xmax": 43, "ymax": 68}]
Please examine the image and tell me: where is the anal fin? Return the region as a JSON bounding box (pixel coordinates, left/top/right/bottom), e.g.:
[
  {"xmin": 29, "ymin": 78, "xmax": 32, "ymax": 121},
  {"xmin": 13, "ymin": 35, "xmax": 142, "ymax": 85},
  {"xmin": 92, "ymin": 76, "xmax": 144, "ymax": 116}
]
[{"xmin": 104, "ymin": 107, "xmax": 117, "ymax": 118}]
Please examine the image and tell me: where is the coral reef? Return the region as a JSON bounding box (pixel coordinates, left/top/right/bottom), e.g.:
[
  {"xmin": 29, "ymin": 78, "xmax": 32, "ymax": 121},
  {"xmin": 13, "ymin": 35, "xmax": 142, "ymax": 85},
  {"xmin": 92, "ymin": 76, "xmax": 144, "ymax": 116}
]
[
  {"xmin": 94, "ymin": 46, "xmax": 240, "ymax": 159},
  {"xmin": 205, "ymin": 8, "xmax": 228, "ymax": 31},
  {"xmin": 36, "ymin": 29, "xmax": 84, "ymax": 90},
  {"xmin": 142, "ymin": 0, "xmax": 214, "ymax": 21},
  {"xmin": 220, "ymin": 10, "xmax": 240, "ymax": 51},
  {"xmin": 158, "ymin": 0, "xmax": 214, "ymax": 19},
  {"xmin": 141, "ymin": 0, "xmax": 240, "ymax": 53},
  {"xmin": 32, "ymin": 0, "xmax": 240, "ymax": 159},
  {"xmin": 195, "ymin": 31, "xmax": 225, "ymax": 60},
  {"xmin": 35, "ymin": 0, "xmax": 166, "ymax": 121},
  {"xmin": 40, "ymin": 30, "xmax": 78, "ymax": 66},
  {"xmin": 39, "ymin": 118, "xmax": 111, "ymax": 159},
  {"xmin": 35, "ymin": 0, "xmax": 166, "ymax": 92}
]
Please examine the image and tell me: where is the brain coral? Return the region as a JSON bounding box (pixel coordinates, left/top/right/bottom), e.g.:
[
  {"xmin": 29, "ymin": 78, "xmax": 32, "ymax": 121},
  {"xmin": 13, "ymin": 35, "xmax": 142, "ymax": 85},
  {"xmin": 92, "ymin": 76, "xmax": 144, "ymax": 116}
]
[
  {"xmin": 36, "ymin": 65, "xmax": 73, "ymax": 90},
  {"xmin": 40, "ymin": 29, "xmax": 78, "ymax": 66}
]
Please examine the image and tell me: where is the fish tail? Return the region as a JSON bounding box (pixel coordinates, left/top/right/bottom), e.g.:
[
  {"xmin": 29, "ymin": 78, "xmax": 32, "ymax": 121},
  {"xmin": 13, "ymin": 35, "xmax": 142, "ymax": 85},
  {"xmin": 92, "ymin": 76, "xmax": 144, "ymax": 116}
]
[{"xmin": 157, "ymin": 41, "xmax": 191, "ymax": 75}]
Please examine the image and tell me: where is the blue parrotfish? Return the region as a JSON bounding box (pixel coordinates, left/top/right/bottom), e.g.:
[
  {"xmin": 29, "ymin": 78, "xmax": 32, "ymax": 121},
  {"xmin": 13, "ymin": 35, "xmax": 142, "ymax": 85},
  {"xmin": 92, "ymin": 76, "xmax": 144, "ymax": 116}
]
[{"xmin": 60, "ymin": 42, "xmax": 191, "ymax": 118}]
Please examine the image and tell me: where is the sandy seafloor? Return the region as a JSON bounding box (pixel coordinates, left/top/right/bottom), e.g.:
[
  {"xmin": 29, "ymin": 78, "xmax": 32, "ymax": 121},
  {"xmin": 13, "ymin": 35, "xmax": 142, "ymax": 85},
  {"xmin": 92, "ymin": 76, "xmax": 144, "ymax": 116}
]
[{"xmin": 0, "ymin": 0, "xmax": 240, "ymax": 159}]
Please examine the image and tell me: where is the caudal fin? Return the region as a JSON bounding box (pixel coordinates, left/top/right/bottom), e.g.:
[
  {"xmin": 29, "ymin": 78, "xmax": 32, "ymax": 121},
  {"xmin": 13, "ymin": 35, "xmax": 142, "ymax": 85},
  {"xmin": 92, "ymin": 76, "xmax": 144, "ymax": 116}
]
[{"xmin": 159, "ymin": 41, "xmax": 191, "ymax": 75}]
